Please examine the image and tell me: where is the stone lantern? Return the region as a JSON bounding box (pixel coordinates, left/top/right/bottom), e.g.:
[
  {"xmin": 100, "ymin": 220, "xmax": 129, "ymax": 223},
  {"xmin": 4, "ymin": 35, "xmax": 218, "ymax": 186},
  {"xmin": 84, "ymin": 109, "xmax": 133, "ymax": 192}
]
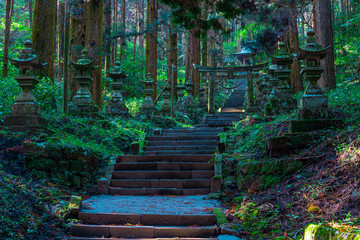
[
  {"xmin": 198, "ymin": 84, "xmax": 207, "ymax": 110},
  {"xmin": 106, "ymin": 61, "xmax": 128, "ymax": 116},
  {"xmin": 175, "ymin": 80, "xmax": 186, "ymax": 111},
  {"xmin": 69, "ymin": 48, "xmax": 97, "ymax": 115},
  {"xmin": 184, "ymin": 77, "xmax": 196, "ymax": 109},
  {"xmin": 160, "ymin": 85, "xmax": 171, "ymax": 115},
  {"xmin": 289, "ymin": 29, "xmax": 342, "ymax": 132},
  {"xmin": 265, "ymin": 42, "xmax": 297, "ymax": 116},
  {"xmin": 4, "ymin": 40, "xmax": 47, "ymax": 132},
  {"xmin": 140, "ymin": 73, "xmax": 156, "ymax": 116}
]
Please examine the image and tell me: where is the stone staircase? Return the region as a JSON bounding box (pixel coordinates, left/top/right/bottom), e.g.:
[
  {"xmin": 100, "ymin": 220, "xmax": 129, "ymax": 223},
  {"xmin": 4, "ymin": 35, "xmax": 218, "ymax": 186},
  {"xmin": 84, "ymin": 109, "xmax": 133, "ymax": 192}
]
[
  {"xmin": 144, "ymin": 128, "xmax": 223, "ymax": 155},
  {"xmin": 205, "ymin": 89, "xmax": 246, "ymax": 127},
  {"xmin": 68, "ymin": 127, "xmax": 222, "ymax": 240}
]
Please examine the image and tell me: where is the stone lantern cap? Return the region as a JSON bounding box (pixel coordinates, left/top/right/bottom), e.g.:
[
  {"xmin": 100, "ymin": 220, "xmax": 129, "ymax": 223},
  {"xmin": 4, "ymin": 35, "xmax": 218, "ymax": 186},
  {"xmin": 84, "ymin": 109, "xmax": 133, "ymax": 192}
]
[
  {"xmin": 143, "ymin": 73, "xmax": 156, "ymax": 85},
  {"xmin": 70, "ymin": 49, "xmax": 96, "ymax": 74},
  {"xmin": 299, "ymin": 29, "xmax": 330, "ymax": 62},
  {"xmin": 108, "ymin": 61, "xmax": 127, "ymax": 80},
  {"xmin": 9, "ymin": 40, "xmax": 47, "ymax": 76},
  {"xmin": 185, "ymin": 77, "xmax": 194, "ymax": 87},
  {"xmin": 270, "ymin": 42, "xmax": 293, "ymax": 67}
]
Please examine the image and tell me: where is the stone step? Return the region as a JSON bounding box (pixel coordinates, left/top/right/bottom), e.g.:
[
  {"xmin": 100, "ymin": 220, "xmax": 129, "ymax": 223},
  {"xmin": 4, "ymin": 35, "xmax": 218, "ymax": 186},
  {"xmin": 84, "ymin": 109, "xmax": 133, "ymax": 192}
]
[
  {"xmin": 147, "ymin": 140, "xmax": 218, "ymax": 147},
  {"xmin": 206, "ymin": 116, "xmax": 241, "ymax": 120},
  {"xmin": 144, "ymin": 150, "xmax": 215, "ymax": 155},
  {"xmin": 111, "ymin": 170, "xmax": 214, "ymax": 179},
  {"xmin": 114, "ymin": 162, "xmax": 214, "ymax": 171},
  {"xmin": 110, "ymin": 179, "xmax": 212, "ymax": 188},
  {"xmin": 68, "ymin": 238, "xmax": 217, "ymax": 240},
  {"xmin": 161, "ymin": 128, "xmax": 223, "ymax": 134},
  {"xmin": 77, "ymin": 213, "xmax": 216, "ymax": 227},
  {"xmin": 117, "ymin": 155, "xmax": 213, "ymax": 163},
  {"xmin": 70, "ymin": 225, "xmax": 217, "ymax": 238},
  {"xmin": 108, "ymin": 187, "xmax": 211, "ymax": 195},
  {"xmin": 147, "ymin": 136, "xmax": 219, "ymax": 141},
  {"xmin": 146, "ymin": 145, "xmax": 216, "ymax": 151}
]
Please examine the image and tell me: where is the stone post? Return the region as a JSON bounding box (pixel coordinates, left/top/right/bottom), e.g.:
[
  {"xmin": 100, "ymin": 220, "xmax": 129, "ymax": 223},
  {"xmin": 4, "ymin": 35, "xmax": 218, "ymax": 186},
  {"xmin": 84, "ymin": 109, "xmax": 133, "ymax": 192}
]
[{"xmin": 175, "ymin": 80, "xmax": 186, "ymax": 111}]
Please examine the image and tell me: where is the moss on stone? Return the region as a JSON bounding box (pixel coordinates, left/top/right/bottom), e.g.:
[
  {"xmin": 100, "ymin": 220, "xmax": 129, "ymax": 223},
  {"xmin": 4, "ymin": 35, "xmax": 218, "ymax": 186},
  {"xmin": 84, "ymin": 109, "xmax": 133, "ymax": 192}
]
[{"xmin": 213, "ymin": 207, "xmax": 228, "ymax": 225}]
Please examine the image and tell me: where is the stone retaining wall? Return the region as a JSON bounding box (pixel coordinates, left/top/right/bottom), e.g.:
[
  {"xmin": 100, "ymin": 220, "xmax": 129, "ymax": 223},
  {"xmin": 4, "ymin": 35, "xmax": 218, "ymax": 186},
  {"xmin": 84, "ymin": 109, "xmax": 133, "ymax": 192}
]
[
  {"xmin": 23, "ymin": 141, "xmax": 103, "ymax": 188},
  {"xmin": 237, "ymin": 159, "xmax": 304, "ymax": 191}
]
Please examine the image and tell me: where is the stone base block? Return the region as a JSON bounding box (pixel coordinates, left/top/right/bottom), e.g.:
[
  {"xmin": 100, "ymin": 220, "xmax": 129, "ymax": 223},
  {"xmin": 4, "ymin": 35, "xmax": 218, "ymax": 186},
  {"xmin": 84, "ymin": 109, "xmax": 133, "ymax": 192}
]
[
  {"xmin": 266, "ymin": 133, "xmax": 314, "ymax": 155},
  {"xmin": 11, "ymin": 103, "xmax": 40, "ymax": 115},
  {"xmin": 4, "ymin": 115, "xmax": 47, "ymax": 126},
  {"xmin": 296, "ymin": 107, "xmax": 331, "ymax": 120},
  {"xmin": 211, "ymin": 177, "xmax": 221, "ymax": 193},
  {"xmin": 289, "ymin": 119, "xmax": 344, "ymax": 133},
  {"xmin": 265, "ymin": 106, "xmax": 294, "ymax": 117},
  {"xmin": 69, "ymin": 104, "xmax": 99, "ymax": 117}
]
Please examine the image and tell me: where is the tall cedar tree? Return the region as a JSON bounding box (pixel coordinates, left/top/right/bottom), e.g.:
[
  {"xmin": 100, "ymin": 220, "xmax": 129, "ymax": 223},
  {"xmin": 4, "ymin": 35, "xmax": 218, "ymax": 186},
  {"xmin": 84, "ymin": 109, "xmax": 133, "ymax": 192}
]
[
  {"xmin": 2, "ymin": 0, "xmax": 14, "ymax": 77},
  {"xmin": 145, "ymin": 0, "xmax": 158, "ymax": 99},
  {"xmin": 32, "ymin": 0, "xmax": 57, "ymax": 80},
  {"xmin": 313, "ymin": 0, "xmax": 336, "ymax": 89},
  {"xmin": 85, "ymin": 0, "xmax": 104, "ymax": 106}
]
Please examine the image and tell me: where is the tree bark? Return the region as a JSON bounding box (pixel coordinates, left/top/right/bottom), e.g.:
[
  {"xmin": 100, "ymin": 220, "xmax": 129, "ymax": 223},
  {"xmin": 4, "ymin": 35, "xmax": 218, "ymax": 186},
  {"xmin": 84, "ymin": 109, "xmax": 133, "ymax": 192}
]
[
  {"xmin": 185, "ymin": 32, "xmax": 191, "ymax": 79},
  {"xmin": 285, "ymin": 5, "xmax": 303, "ymax": 93},
  {"xmin": 145, "ymin": 0, "xmax": 158, "ymax": 99},
  {"xmin": 85, "ymin": 0, "xmax": 104, "ymax": 106},
  {"xmin": 104, "ymin": 0, "xmax": 112, "ymax": 71},
  {"xmin": 112, "ymin": 0, "xmax": 118, "ymax": 62},
  {"xmin": 313, "ymin": 0, "xmax": 336, "ymax": 89},
  {"xmin": 139, "ymin": 0, "xmax": 145, "ymax": 49},
  {"xmin": 27, "ymin": 0, "xmax": 33, "ymax": 28},
  {"xmin": 2, "ymin": 0, "xmax": 14, "ymax": 77},
  {"xmin": 119, "ymin": 0, "xmax": 126, "ymax": 60},
  {"xmin": 190, "ymin": 25, "xmax": 201, "ymax": 94},
  {"xmin": 167, "ymin": 21, "xmax": 178, "ymax": 85},
  {"xmin": 201, "ymin": 0, "xmax": 208, "ymax": 67},
  {"xmin": 69, "ymin": 0, "xmax": 86, "ymax": 96},
  {"xmin": 32, "ymin": 0, "xmax": 57, "ymax": 80},
  {"xmin": 57, "ymin": 1, "xmax": 65, "ymax": 80}
]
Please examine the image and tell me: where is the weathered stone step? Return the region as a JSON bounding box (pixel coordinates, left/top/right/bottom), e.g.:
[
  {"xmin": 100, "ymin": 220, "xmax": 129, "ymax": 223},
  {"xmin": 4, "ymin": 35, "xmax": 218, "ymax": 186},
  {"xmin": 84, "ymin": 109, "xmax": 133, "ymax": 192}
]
[
  {"xmin": 70, "ymin": 225, "xmax": 217, "ymax": 238},
  {"xmin": 117, "ymin": 155, "xmax": 213, "ymax": 163},
  {"xmin": 161, "ymin": 128, "xmax": 223, "ymax": 133},
  {"xmin": 110, "ymin": 179, "xmax": 212, "ymax": 188},
  {"xmin": 144, "ymin": 150, "xmax": 215, "ymax": 155},
  {"xmin": 112, "ymin": 170, "xmax": 214, "ymax": 179},
  {"xmin": 146, "ymin": 145, "xmax": 216, "ymax": 151},
  {"xmin": 114, "ymin": 162, "xmax": 214, "ymax": 171},
  {"xmin": 68, "ymin": 237, "xmax": 217, "ymax": 240},
  {"xmin": 147, "ymin": 140, "xmax": 218, "ymax": 146},
  {"xmin": 147, "ymin": 136, "xmax": 219, "ymax": 141},
  {"xmin": 206, "ymin": 116, "xmax": 241, "ymax": 120},
  {"xmin": 108, "ymin": 187, "xmax": 211, "ymax": 195},
  {"xmin": 78, "ymin": 212, "xmax": 216, "ymax": 226}
]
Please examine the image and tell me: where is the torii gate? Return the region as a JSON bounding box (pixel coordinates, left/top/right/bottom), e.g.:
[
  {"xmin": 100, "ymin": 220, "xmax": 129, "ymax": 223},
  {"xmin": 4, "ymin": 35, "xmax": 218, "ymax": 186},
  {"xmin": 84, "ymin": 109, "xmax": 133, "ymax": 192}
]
[{"xmin": 193, "ymin": 63, "xmax": 268, "ymax": 114}]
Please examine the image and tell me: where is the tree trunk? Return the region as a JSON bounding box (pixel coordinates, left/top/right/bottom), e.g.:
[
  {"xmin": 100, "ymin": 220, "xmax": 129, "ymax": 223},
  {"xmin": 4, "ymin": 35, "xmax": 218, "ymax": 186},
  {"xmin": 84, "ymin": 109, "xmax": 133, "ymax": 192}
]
[
  {"xmin": 85, "ymin": 0, "xmax": 104, "ymax": 106},
  {"xmin": 185, "ymin": 32, "xmax": 191, "ymax": 79},
  {"xmin": 70, "ymin": 0, "xmax": 86, "ymax": 96},
  {"xmin": 313, "ymin": 0, "xmax": 336, "ymax": 89},
  {"xmin": 285, "ymin": 5, "xmax": 303, "ymax": 93},
  {"xmin": 104, "ymin": 0, "xmax": 112, "ymax": 71},
  {"xmin": 32, "ymin": 0, "xmax": 57, "ymax": 80},
  {"xmin": 167, "ymin": 21, "xmax": 178, "ymax": 85},
  {"xmin": 191, "ymin": 25, "xmax": 201, "ymax": 94},
  {"xmin": 133, "ymin": 3, "xmax": 138, "ymax": 61},
  {"xmin": 119, "ymin": 0, "xmax": 126, "ymax": 60},
  {"xmin": 27, "ymin": 0, "xmax": 33, "ymax": 28},
  {"xmin": 145, "ymin": 0, "xmax": 158, "ymax": 99},
  {"xmin": 139, "ymin": 0, "xmax": 145, "ymax": 49},
  {"xmin": 2, "ymin": 0, "xmax": 14, "ymax": 77},
  {"xmin": 57, "ymin": 1, "xmax": 65, "ymax": 80},
  {"xmin": 201, "ymin": 0, "xmax": 208, "ymax": 67},
  {"xmin": 112, "ymin": 0, "xmax": 118, "ymax": 62}
]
